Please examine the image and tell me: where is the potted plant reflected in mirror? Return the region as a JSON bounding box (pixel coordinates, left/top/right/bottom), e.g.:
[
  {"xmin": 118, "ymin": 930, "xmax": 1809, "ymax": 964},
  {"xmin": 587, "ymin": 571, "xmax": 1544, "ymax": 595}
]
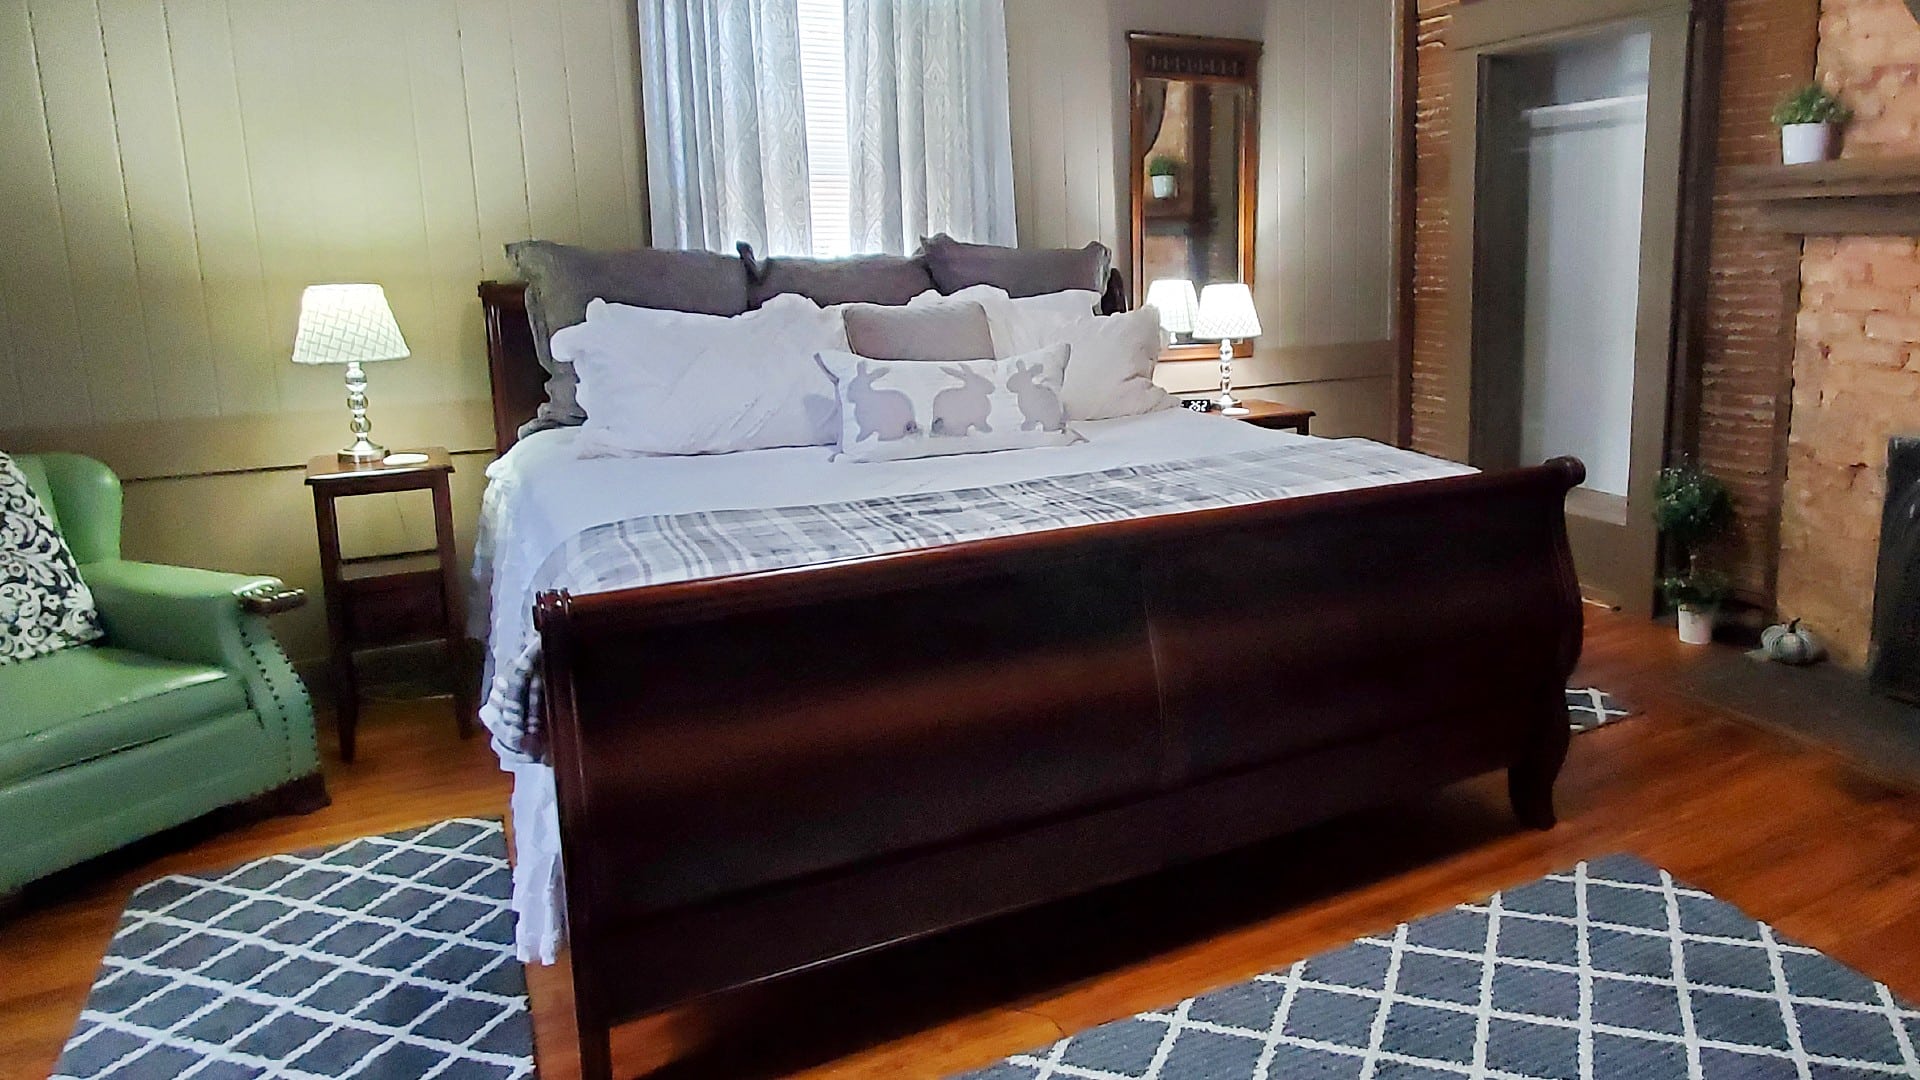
[
  {"xmin": 1772, "ymin": 83, "xmax": 1852, "ymax": 165},
  {"xmin": 1654, "ymin": 462, "xmax": 1734, "ymax": 646},
  {"xmin": 1148, "ymin": 155, "xmax": 1179, "ymax": 200}
]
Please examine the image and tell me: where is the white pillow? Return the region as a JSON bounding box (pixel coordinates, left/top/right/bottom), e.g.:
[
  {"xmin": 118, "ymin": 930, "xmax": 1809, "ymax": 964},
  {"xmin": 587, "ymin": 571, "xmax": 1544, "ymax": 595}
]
[
  {"xmin": 815, "ymin": 346, "xmax": 1082, "ymax": 463},
  {"xmin": 1046, "ymin": 308, "xmax": 1176, "ymax": 422},
  {"xmin": 552, "ymin": 294, "xmax": 849, "ymax": 456},
  {"xmin": 934, "ymin": 286, "xmax": 1172, "ymax": 421}
]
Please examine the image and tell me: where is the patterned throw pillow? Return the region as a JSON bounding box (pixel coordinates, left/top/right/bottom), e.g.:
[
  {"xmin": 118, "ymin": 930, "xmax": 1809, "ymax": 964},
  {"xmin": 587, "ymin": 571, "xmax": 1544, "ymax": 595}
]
[
  {"xmin": 0, "ymin": 453, "xmax": 104, "ymax": 665},
  {"xmin": 816, "ymin": 346, "xmax": 1082, "ymax": 464}
]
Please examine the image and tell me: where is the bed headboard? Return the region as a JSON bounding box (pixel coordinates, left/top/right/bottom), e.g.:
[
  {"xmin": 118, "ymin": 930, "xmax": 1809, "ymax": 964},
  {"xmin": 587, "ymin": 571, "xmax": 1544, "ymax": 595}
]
[
  {"xmin": 478, "ymin": 269, "xmax": 1131, "ymax": 456},
  {"xmin": 479, "ymin": 281, "xmax": 549, "ymax": 457}
]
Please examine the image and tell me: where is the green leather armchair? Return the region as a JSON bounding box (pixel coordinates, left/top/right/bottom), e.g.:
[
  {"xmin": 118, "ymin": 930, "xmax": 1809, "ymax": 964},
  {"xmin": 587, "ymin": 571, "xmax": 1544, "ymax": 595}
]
[{"xmin": 0, "ymin": 453, "xmax": 325, "ymax": 897}]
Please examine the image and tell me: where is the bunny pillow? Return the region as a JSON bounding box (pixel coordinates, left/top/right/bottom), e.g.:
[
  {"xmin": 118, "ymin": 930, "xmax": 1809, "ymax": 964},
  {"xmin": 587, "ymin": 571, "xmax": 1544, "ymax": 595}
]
[{"xmin": 814, "ymin": 346, "xmax": 1083, "ymax": 463}]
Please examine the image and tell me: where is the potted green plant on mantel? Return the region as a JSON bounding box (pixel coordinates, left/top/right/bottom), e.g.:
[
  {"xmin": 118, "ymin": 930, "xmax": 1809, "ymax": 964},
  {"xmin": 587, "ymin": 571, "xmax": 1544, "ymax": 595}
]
[
  {"xmin": 1148, "ymin": 155, "xmax": 1179, "ymax": 199},
  {"xmin": 1655, "ymin": 462, "xmax": 1735, "ymax": 645},
  {"xmin": 1772, "ymin": 83, "xmax": 1853, "ymax": 166}
]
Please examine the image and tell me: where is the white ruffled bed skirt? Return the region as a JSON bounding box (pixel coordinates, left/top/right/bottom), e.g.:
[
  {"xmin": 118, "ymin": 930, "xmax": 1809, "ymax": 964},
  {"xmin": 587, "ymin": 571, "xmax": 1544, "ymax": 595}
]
[{"xmin": 506, "ymin": 760, "xmax": 565, "ymax": 964}]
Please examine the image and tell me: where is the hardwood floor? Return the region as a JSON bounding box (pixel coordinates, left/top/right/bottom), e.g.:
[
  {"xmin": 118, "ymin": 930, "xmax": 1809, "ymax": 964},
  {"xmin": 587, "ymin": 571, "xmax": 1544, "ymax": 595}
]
[{"xmin": 5, "ymin": 610, "xmax": 1920, "ymax": 1079}]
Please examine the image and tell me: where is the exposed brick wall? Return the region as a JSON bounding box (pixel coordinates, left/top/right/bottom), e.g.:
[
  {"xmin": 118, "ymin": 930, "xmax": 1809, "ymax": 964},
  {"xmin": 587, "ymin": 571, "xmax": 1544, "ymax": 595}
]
[
  {"xmin": 1777, "ymin": 0, "xmax": 1920, "ymax": 667},
  {"xmin": 1408, "ymin": 0, "xmax": 1458, "ymax": 456},
  {"xmin": 1695, "ymin": 0, "xmax": 1819, "ymax": 601},
  {"xmin": 1406, "ymin": 0, "xmax": 1816, "ymax": 606}
]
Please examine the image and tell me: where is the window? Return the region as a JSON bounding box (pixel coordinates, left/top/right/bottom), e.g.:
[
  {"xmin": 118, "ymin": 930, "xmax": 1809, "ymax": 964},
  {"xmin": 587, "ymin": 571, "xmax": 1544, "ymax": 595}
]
[
  {"xmin": 639, "ymin": 0, "xmax": 1011, "ymax": 257},
  {"xmin": 797, "ymin": 0, "xmax": 852, "ymax": 257}
]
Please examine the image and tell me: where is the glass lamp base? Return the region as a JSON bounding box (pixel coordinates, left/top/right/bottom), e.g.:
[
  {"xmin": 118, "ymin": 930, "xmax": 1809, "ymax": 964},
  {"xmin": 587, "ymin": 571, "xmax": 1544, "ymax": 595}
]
[
  {"xmin": 338, "ymin": 438, "xmax": 387, "ymax": 464},
  {"xmin": 1215, "ymin": 339, "xmax": 1247, "ymax": 417}
]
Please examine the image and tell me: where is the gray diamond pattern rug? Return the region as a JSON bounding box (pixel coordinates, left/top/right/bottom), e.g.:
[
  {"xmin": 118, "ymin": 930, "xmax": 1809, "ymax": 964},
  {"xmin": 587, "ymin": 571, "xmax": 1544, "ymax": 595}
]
[
  {"xmin": 52, "ymin": 818, "xmax": 532, "ymax": 1080},
  {"xmin": 956, "ymin": 855, "xmax": 1920, "ymax": 1079},
  {"xmin": 1567, "ymin": 688, "xmax": 1633, "ymax": 734}
]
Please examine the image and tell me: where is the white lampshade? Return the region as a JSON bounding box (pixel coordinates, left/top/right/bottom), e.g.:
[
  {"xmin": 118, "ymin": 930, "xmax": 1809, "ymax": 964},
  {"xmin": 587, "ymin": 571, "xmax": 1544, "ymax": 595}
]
[
  {"xmin": 1192, "ymin": 282, "xmax": 1262, "ymax": 342},
  {"xmin": 291, "ymin": 284, "xmax": 410, "ymax": 366},
  {"xmin": 1144, "ymin": 278, "xmax": 1200, "ymax": 335}
]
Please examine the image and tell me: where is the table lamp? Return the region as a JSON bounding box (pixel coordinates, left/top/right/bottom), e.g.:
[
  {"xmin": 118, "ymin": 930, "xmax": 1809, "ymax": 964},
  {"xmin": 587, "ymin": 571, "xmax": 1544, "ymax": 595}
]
[
  {"xmin": 292, "ymin": 284, "xmax": 409, "ymax": 463},
  {"xmin": 1193, "ymin": 282, "xmax": 1262, "ymax": 416},
  {"xmin": 1144, "ymin": 278, "xmax": 1200, "ymax": 338}
]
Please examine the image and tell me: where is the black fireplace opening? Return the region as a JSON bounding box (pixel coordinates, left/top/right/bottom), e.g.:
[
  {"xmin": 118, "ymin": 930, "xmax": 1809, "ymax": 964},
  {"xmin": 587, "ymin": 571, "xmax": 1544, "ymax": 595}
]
[{"xmin": 1870, "ymin": 435, "xmax": 1920, "ymax": 703}]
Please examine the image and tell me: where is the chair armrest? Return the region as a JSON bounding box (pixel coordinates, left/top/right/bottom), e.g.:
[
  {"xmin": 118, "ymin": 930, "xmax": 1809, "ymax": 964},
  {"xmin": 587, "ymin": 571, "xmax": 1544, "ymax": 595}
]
[
  {"xmin": 80, "ymin": 558, "xmax": 322, "ymax": 781},
  {"xmin": 238, "ymin": 580, "xmax": 308, "ymax": 616},
  {"xmin": 82, "ymin": 561, "xmax": 287, "ymax": 668}
]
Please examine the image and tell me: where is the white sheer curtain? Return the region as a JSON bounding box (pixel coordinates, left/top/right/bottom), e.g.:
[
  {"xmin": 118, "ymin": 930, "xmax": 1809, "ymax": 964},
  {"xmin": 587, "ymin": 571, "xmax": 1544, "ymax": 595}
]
[
  {"xmin": 637, "ymin": 0, "xmax": 1016, "ymax": 258},
  {"xmin": 844, "ymin": 0, "xmax": 1016, "ymax": 255},
  {"xmin": 638, "ymin": 0, "xmax": 815, "ymax": 255}
]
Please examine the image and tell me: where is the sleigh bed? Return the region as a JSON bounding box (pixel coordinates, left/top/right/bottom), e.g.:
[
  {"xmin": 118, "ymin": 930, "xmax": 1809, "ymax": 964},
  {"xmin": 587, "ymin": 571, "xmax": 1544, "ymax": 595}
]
[{"xmin": 476, "ymin": 279, "xmax": 1583, "ymax": 1080}]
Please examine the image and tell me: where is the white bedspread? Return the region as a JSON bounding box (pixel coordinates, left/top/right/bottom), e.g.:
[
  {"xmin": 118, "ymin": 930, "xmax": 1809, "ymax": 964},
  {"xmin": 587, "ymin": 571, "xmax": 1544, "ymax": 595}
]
[{"xmin": 470, "ymin": 410, "xmax": 1384, "ymax": 962}]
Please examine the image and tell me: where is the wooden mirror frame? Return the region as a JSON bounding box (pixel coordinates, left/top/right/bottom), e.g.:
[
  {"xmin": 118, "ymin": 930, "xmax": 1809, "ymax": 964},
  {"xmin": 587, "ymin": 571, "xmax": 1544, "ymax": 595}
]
[{"xmin": 1128, "ymin": 32, "xmax": 1263, "ymax": 362}]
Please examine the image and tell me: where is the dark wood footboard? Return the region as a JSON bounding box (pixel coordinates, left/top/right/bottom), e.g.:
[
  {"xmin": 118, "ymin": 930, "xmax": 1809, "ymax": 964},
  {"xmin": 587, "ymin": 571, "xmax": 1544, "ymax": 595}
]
[{"xmin": 534, "ymin": 458, "xmax": 1585, "ymax": 1080}]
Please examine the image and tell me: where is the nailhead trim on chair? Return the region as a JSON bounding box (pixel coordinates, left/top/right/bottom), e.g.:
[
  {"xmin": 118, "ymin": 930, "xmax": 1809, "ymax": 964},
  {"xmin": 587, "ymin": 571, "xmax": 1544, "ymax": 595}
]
[{"xmin": 233, "ymin": 600, "xmax": 320, "ymax": 788}]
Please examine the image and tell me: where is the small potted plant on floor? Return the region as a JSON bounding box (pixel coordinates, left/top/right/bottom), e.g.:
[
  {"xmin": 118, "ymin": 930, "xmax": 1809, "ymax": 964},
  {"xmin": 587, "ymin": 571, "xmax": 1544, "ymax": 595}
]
[
  {"xmin": 1148, "ymin": 155, "xmax": 1179, "ymax": 199},
  {"xmin": 1772, "ymin": 83, "xmax": 1852, "ymax": 165},
  {"xmin": 1655, "ymin": 462, "xmax": 1734, "ymax": 645}
]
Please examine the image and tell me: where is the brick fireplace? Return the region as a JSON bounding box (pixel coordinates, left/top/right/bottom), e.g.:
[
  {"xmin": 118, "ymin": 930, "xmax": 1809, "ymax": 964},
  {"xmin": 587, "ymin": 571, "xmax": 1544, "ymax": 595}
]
[
  {"xmin": 1410, "ymin": 0, "xmax": 1920, "ymax": 670},
  {"xmin": 1777, "ymin": 0, "xmax": 1920, "ymax": 668}
]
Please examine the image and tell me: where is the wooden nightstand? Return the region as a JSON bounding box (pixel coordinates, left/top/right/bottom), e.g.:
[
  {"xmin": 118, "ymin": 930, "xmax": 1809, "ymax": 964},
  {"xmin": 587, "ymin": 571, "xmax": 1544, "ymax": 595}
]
[
  {"xmin": 1185, "ymin": 397, "xmax": 1316, "ymax": 434},
  {"xmin": 306, "ymin": 448, "xmax": 472, "ymax": 762}
]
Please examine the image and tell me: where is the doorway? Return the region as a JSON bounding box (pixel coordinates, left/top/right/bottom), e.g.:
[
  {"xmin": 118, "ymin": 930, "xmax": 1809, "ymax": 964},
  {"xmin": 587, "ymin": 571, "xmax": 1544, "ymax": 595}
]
[{"xmin": 1445, "ymin": 0, "xmax": 1701, "ymax": 615}]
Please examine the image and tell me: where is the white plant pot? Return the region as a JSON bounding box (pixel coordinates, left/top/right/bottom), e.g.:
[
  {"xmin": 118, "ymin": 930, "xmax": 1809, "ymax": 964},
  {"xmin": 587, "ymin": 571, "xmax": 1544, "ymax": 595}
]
[
  {"xmin": 1781, "ymin": 123, "xmax": 1836, "ymax": 166},
  {"xmin": 1150, "ymin": 174, "xmax": 1176, "ymax": 199},
  {"xmin": 1677, "ymin": 605, "xmax": 1716, "ymax": 646}
]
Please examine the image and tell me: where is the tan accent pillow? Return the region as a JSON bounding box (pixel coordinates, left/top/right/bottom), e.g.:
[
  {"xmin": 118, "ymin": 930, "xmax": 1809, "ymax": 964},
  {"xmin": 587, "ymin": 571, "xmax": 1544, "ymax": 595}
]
[{"xmin": 843, "ymin": 300, "xmax": 996, "ymax": 363}]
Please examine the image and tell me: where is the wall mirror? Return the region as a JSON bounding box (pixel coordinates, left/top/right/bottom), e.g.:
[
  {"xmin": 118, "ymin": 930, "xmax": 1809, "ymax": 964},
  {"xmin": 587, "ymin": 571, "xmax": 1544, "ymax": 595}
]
[{"xmin": 1129, "ymin": 32, "xmax": 1262, "ymax": 361}]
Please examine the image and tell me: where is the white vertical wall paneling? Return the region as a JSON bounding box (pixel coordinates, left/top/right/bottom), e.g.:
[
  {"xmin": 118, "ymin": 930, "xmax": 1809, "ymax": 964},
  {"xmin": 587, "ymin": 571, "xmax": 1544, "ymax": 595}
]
[
  {"xmin": 227, "ymin": 0, "xmax": 321, "ymax": 415},
  {"xmin": 97, "ymin": 0, "xmax": 219, "ymax": 421},
  {"xmin": 509, "ymin": 0, "xmax": 583, "ymax": 244},
  {"xmin": 0, "ymin": 286, "xmax": 20, "ymax": 431},
  {"xmin": 1260, "ymin": 0, "xmax": 1304, "ymax": 343},
  {"xmin": 404, "ymin": 0, "xmax": 490, "ymax": 409},
  {"xmin": 1253, "ymin": 0, "xmax": 1396, "ymax": 349},
  {"xmin": 1004, "ymin": 0, "xmax": 1395, "ymax": 349},
  {"xmin": 1013, "ymin": 0, "xmax": 1124, "ymax": 254},
  {"xmin": 32, "ymin": 0, "xmax": 158, "ymax": 425},
  {"xmin": 1328, "ymin": 0, "xmax": 1358, "ymax": 338},
  {"xmin": 1299, "ymin": 3, "xmax": 1332, "ymax": 344},
  {"xmin": 0, "ymin": 0, "xmax": 91, "ymax": 429},
  {"xmin": 1003, "ymin": 0, "xmax": 1033, "ymax": 242},
  {"xmin": 559, "ymin": 0, "xmax": 633, "ymax": 245},
  {"xmin": 1009, "ymin": 0, "xmax": 1063, "ymax": 248},
  {"xmin": 0, "ymin": 0, "xmax": 644, "ymax": 456},
  {"xmin": 458, "ymin": 0, "xmax": 536, "ymax": 281},
  {"xmin": 164, "ymin": 0, "xmax": 276, "ymax": 418},
  {"xmin": 3, "ymin": 0, "xmax": 1391, "ymax": 443},
  {"xmin": 1064, "ymin": 0, "xmax": 1114, "ymax": 252},
  {"xmin": 1349, "ymin": 0, "xmax": 1392, "ymax": 341},
  {"xmin": 607, "ymin": 0, "xmax": 647, "ymax": 243},
  {"xmin": 332, "ymin": 4, "xmax": 436, "ymax": 411}
]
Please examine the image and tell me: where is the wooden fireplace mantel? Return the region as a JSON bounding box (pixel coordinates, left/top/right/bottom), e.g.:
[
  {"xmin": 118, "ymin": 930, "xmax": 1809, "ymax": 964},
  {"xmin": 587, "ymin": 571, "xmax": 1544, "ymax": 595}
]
[{"xmin": 1724, "ymin": 158, "xmax": 1920, "ymax": 235}]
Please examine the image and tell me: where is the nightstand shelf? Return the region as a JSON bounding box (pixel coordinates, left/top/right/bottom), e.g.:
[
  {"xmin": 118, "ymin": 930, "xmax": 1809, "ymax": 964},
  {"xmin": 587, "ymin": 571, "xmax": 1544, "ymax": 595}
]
[
  {"xmin": 1185, "ymin": 396, "xmax": 1316, "ymax": 434},
  {"xmin": 306, "ymin": 448, "xmax": 471, "ymax": 762}
]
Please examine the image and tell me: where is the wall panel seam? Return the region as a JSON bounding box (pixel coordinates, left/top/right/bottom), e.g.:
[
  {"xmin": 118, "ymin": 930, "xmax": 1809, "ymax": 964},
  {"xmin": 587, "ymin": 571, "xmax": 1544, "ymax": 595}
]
[{"xmin": 25, "ymin": 0, "xmax": 100, "ymax": 423}]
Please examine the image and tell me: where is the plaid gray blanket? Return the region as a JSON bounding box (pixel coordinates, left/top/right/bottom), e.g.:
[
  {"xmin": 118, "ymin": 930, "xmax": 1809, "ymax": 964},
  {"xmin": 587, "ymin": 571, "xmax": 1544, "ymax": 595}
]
[{"xmin": 480, "ymin": 440, "xmax": 1471, "ymax": 760}]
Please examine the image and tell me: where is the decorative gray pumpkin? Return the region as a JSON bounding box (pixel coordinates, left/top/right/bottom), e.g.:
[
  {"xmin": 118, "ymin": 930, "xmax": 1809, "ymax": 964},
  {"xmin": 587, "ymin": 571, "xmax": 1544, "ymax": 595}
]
[{"xmin": 1760, "ymin": 619, "xmax": 1825, "ymax": 666}]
